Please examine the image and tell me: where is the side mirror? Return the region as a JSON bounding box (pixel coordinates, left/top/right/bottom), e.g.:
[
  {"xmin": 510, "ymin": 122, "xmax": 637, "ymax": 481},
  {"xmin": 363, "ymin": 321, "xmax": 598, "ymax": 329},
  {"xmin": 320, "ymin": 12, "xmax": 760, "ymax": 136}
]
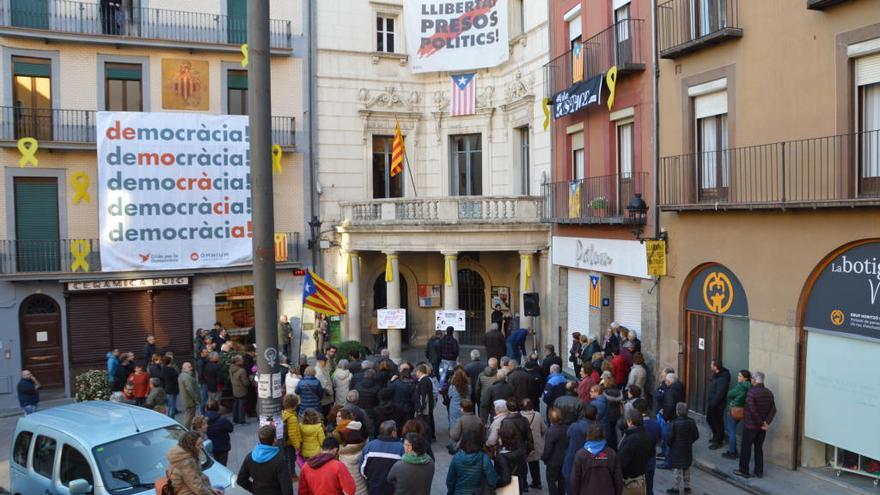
[
  {"xmin": 203, "ymin": 439, "xmax": 214, "ymax": 454},
  {"xmin": 68, "ymin": 479, "xmax": 92, "ymax": 495}
]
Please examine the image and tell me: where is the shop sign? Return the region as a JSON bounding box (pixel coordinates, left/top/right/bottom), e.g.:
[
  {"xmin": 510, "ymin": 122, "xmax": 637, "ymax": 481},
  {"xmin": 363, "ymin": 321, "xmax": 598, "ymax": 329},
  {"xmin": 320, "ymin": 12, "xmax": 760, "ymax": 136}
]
[
  {"xmin": 552, "ymin": 73, "xmax": 604, "ymax": 120},
  {"xmin": 67, "ymin": 276, "xmax": 189, "ymax": 292},
  {"xmin": 552, "ymin": 236, "xmax": 649, "ymax": 279},
  {"xmin": 646, "ymin": 239, "xmax": 667, "ymax": 277},
  {"xmin": 804, "ymin": 241, "xmax": 880, "ymax": 342},
  {"xmin": 685, "ymin": 265, "xmax": 748, "ymax": 317}
]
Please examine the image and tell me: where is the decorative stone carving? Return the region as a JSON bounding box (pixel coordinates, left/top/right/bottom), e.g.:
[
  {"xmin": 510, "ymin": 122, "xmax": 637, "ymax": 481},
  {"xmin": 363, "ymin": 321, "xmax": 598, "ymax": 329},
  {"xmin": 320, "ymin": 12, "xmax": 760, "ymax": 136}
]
[
  {"xmin": 477, "ymin": 85, "xmax": 495, "ymax": 110},
  {"xmin": 505, "ymin": 70, "xmax": 535, "ymax": 104},
  {"xmin": 357, "ymin": 86, "xmax": 420, "ymax": 110},
  {"xmin": 433, "ymin": 90, "xmax": 449, "ymax": 113}
]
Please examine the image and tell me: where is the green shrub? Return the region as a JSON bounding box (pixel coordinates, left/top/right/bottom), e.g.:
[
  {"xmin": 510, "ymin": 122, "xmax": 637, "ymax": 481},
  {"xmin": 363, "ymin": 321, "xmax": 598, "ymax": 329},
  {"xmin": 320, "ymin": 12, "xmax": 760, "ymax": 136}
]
[
  {"xmin": 335, "ymin": 340, "xmax": 371, "ymax": 362},
  {"xmin": 589, "ymin": 196, "xmax": 609, "ymax": 209},
  {"xmin": 74, "ymin": 370, "xmax": 112, "ymax": 402}
]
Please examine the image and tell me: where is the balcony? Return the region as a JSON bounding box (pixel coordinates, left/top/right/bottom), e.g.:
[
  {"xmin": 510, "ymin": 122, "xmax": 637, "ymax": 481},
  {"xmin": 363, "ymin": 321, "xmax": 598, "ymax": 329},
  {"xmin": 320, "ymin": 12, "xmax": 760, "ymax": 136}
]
[
  {"xmin": 0, "ymin": 0, "xmax": 292, "ymax": 53},
  {"xmin": 545, "ymin": 19, "xmax": 645, "ymax": 98},
  {"xmin": 342, "ymin": 196, "xmax": 544, "ymax": 226},
  {"xmin": 0, "ymin": 107, "xmax": 296, "ymax": 150},
  {"xmin": 658, "ymin": 0, "xmax": 741, "ymax": 59},
  {"xmin": 806, "ymin": 0, "xmax": 852, "ymax": 9},
  {"xmin": 0, "ymin": 233, "xmax": 300, "ymax": 276},
  {"xmin": 542, "ymin": 173, "xmax": 648, "ymax": 224},
  {"xmin": 659, "ymin": 130, "xmax": 880, "ymax": 210}
]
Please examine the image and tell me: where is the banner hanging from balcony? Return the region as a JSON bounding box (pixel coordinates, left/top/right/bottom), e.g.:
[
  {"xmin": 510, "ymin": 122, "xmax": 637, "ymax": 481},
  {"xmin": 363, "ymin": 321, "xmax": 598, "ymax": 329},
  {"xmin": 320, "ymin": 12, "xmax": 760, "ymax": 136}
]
[
  {"xmin": 405, "ymin": 0, "xmax": 509, "ymax": 73},
  {"xmin": 552, "ymin": 73, "xmax": 604, "ymax": 120},
  {"xmin": 96, "ymin": 112, "xmax": 252, "ymax": 271}
]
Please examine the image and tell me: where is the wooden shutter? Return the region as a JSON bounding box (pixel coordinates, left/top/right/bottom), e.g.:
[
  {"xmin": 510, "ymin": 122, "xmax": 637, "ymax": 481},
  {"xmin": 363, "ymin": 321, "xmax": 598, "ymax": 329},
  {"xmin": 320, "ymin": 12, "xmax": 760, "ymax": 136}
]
[{"xmin": 67, "ymin": 293, "xmax": 112, "ymax": 367}]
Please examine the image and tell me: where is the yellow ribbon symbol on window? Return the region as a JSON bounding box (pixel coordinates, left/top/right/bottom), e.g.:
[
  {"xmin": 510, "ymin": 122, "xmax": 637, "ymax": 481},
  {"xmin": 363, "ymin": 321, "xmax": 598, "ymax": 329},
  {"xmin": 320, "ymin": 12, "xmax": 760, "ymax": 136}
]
[
  {"xmin": 70, "ymin": 240, "xmax": 91, "ymax": 272},
  {"xmin": 241, "ymin": 44, "xmax": 249, "ymax": 68},
  {"xmin": 542, "ymin": 97, "xmax": 551, "ymax": 131},
  {"xmin": 17, "ymin": 137, "xmax": 39, "ymax": 168},
  {"xmin": 71, "ymin": 172, "xmax": 91, "ymax": 204},
  {"xmin": 605, "ymin": 66, "xmax": 618, "ymax": 111},
  {"xmin": 272, "ymin": 144, "xmax": 283, "ymax": 174}
]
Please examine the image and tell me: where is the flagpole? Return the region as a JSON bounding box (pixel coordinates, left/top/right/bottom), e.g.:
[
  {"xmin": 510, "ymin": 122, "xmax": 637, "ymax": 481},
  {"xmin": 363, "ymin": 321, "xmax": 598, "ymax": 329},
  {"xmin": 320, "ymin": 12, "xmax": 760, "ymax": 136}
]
[{"xmin": 403, "ymin": 149, "xmax": 418, "ymax": 197}]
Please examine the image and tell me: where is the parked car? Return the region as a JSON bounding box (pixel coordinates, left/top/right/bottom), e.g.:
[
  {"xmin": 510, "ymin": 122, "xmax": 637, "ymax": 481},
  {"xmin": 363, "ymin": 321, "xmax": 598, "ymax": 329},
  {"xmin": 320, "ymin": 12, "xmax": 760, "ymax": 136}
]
[{"xmin": 9, "ymin": 401, "xmax": 240, "ymax": 495}]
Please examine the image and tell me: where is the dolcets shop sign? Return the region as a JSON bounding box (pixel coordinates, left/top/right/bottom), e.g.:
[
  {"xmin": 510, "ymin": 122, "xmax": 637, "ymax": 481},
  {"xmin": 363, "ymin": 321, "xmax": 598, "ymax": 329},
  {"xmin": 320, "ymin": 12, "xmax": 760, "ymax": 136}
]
[{"xmin": 804, "ymin": 241, "xmax": 880, "ymax": 342}]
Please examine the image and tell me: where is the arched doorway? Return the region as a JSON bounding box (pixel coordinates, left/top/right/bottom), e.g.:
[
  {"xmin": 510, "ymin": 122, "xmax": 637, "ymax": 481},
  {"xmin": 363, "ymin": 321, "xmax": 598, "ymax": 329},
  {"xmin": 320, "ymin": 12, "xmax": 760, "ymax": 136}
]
[
  {"xmin": 19, "ymin": 294, "xmax": 64, "ymax": 388},
  {"xmin": 373, "ymin": 275, "xmax": 409, "ymax": 345},
  {"xmin": 458, "ymin": 268, "xmax": 486, "ymax": 345},
  {"xmin": 683, "ymin": 264, "xmax": 749, "ymax": 414}
]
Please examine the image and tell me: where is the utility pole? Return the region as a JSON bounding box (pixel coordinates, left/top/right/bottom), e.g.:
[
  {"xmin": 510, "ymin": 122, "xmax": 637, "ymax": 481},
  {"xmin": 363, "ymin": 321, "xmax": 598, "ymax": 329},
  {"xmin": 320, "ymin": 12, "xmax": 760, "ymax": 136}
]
[{"xmin": 248, "ymin": 0, "xmax": 281, "ymax": 428}]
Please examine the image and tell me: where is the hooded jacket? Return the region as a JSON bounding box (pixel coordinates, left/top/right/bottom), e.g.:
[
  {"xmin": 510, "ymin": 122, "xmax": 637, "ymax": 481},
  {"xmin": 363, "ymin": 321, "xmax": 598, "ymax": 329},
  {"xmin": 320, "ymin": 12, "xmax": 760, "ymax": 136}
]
[
  {"xmin": 298, "ymin": 422, "xmax": 326, "ymax": 459},
  {"xmin": 333, "ymin": 368, "xmax": 353, "ymax": 406},
  {"xmin": 337, "ymin": 439, "xmax": 368, "ymax": 495},
  {"xmin": 446, "ymin": 450, "xmax": 497, "ymax": 495},
  {"xmin": 166, "ymin": 446, "xmax": 213, "ymax": 495},
  {"xmin": 236, "ymin": 443, "xmax": 292, "ymax": 495},
  {"xmin": 281, "ymin": 409, "xmax": 302, "ymax": 451},
  {"xmin": 387, "ymin": 453, "xmax": 434, "ymax": 495},
  {"xmin": 206, "ymin": 411, "xmax": 234, "ymax": 453},
  {"xmin": 542, "ymin": 372, "xmax": 567, "ymax": 408},
  {"xmin": 298, "ymin": 452, "xmax": 356, "ymax": 495},
  {"xmin": 570, "ymin": 442, "xmax": 624, "ymax": 495},
  {"xmin": 360, "ymin": 435, "xmax": 404, "ymax": 495},
  {"xmin": 354, "ymin": 376, "xmax": 380, "ymax": 411},
  {"xmin": 388, "ymin": 376, "xmax": 417, "ymax": 417}
]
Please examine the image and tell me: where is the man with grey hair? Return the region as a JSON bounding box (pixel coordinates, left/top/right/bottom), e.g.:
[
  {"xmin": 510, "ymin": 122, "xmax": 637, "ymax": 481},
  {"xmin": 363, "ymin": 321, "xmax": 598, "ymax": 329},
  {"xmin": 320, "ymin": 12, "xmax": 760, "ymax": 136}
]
[
  {"xmin": 736, "ymin": 371, "xmax": 776, "ymax": 479},
  {"xmin": 464, "ymin": 348, "xmax": 485, "ymax": 405},
  {"xmin": 144, "ymin": 377, "xmax": 166, "ymax": 410},
  {"xmin": 361, "ymin": 419, "xmax": 403, "ymax": 494},
  {"xmin": 477, "ymin": 357, "xmax": 499, "ymax": 422},
  {"xmin": 488, "ymin": 368, "xmax": 514, "ymax": 415},
  {"xmin": 667, "ymin": 402, "xmax": 699, "ymax": 494},
  {"xmin": 333, "ymin": 358, "xmax": 352, "ymax": 407},
  {"xmin": 351, "ymin": 358, "xmax": 373, "ymax": 389},
  {"xmin": 485, "ymin": 399, "xmax": 510, "ymax": 447},
  {"xmin": 662, "ymin": 373, "xmax": 685, "ymax": 421},
  {"xmin": 345, "ymin": 389, "xmax": 372, "ymax": 436}
]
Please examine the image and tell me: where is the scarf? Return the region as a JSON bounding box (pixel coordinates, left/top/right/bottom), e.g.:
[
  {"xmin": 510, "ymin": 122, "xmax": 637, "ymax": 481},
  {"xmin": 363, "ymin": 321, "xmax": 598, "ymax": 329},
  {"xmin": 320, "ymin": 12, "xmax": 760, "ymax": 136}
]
[
  {"xmin": 584, "ymin": 440, "xmax": 607, "ymax": 455},
  {"xmin": 402, "ymin": 453, "xmax": 432, "ymax": 465}
]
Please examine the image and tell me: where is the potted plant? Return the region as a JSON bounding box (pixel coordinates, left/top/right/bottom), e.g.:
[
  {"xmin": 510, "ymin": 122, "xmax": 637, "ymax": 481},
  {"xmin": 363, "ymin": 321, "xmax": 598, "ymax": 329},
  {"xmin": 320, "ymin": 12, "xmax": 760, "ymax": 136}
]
[
  {"xmin": 589, "ymin": 196, "xmax": 609, "ymax": 217},
  {"xmin": 74, "ymin": 370, "xmax": 112, "ymax": 402}
]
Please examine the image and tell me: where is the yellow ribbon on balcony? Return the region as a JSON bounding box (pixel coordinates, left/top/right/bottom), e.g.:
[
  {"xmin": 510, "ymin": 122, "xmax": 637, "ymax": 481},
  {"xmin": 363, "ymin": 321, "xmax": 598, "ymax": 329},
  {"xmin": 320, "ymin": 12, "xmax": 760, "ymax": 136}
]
[
  {"xmin": 17, "ymin": 137, "xmax": 39, "ymax": 168},
  {"xmin": 70, "ymin": 240, "xmax": 91, "ymax": 272},
  {"xmin": 240, "ymin": 44, "xmax": 249, "ymax": 68},
  {"xmin": 272, "ymin": 144, "xmax": 283, "ymax": 174},
  {"xmin": 542, "ymin": 97, "xmax": 551, "ymax": 131},
  {"xmin": 521, "ymin": 254, "xmax": 532, "ymax": 291},
  {"xmin": 71, "ymin": 172, "xmax": 91, "ymax": 204},
  {"xmin": 444, "ymin": 255, "xmax": 457, "ymax": 287},
  {"xmin": 345, "ymin": 253, "xmax": 353, "ymax": 282},
  {"xmin": 385, "ymin": 254, "xmax": 397, "ymax": 282},
  {"xmin": 606, "ymin": 66, "xmax": 618, "ymax": 111}
]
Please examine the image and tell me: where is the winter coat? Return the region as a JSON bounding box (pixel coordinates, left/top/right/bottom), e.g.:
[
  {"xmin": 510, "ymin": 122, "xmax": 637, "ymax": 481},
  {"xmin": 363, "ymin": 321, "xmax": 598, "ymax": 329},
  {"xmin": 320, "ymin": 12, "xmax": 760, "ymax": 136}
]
[
  {"xmin": 148, "ymin": 363, "xmax": 164, "ymax": 387},
  {"xmin": 603, "ymin": 389, "xmax": 624, "ymax": 448},
  {"xmin": 206, "ymin": 411, "xmax": 234, "ymax": 453},
  {"xmin": 298, "ymin": 453, "xmax": 357, "ymax": 495},
  {"xmin": 203, "ymin": 361, "xmax": 222, "ymax": 392},
  {"xmin": 296, "ymin": 376, "xmax": 324, "ymax": 414},
  {"xmin": 360, "ymin": 436, "xmax": 404, "ymax": 495},
  {"xmin": 484, "ymin": 329, "xmax": 507, "ymax": 361},
  {"xmin": 477, "ymin": 367, "xmax": 499, "ymax": 411},
  {"xmin": 708, "ymin": 367, "xmax": 731, "ymax": 410},
  {"xmin": 524, "ymin": 364, "xmax": 544, "ymax": 405},
  {"xmin": 162, "ymin": 365, "xmax": 180, "ymax": 395},
  {"xmin": 617, "ymin": 425, "xmax": 652, "ymax": 479},
  {"xmin": 298, "ymin": 422, "xmax": 326, "ymax": 459},
  {"xmin": 603, "ymin": 334, "xmax": 620, "ymax": 357},
  {"xmin": 744, "ymin": 383, "xmax": 776, "ymax": 431},
  {"xmin": 521, "ymin": 410, "xmax": 546, "ymax": 462},
  {"xmin": 333, "ymin": 368, "xmax": 352, "ymax": 406},
  {"xmin": 143, "ymin": 343, "xmax": 156, "ymax": 367},
  {"xmin": 448, "ymin": 383, "xmax": 469, "ymax": 428},
  {"xmin": 508, "ymin": 367, "xmax": 536, "ymax": 404},
  {"xmin": 315, "ymin": 365, "xmax": 334, "ymax": 406},
  {"xmin": 611, "ymin": 354, "xmax": 630, "ymax": 388},
  {"xmin": 562, "ymin": 419, "xmax": 593, "ymax": 481},
  {"xmin": 374, "ymin": 400, "xmax": 406, "ymax": 438},
  {"xmin": 464, "ymin": 359, "xmax": 485, "ymax": 401},
  {"xmin": 145, "ymin": 386, "xmax": 166, "ymax": 410},
  {"xmin": 114, "ymin": 362, "xmax": 133, "ymax": 392},
  {"xmin": 627, "ymin": 364, "xmax": 647, "ymax": 392},
  {"xmin": 389, "ymin": 377, "xmax": 417, "ymax": 417},
  {"xmin": 570, "ymin": 445, "xmax": 624, "ymax": 495},
  {"xmin": 488, "ymin": 380, "xmax": 514, "ymax": 405},
  {"xmin": 541, "ymin": 353, "xmax": 563, "ymax": 379},
  {"xmin": 543, "ymin": 372, "xmax": 567, "ymax": 408},
  {"xmin": 726, "ymin": 380, "xmax": 752, "ymax": 409},
  {"xmin": 178, "ymin": 371, "xmax": 199, "ymax": 409},
  {"xmin": 554, "ymin": 394, "xmax": 585, "ymax": 425},
  {"xmin": 416, "ymin": 375, "xmax": 435, "ymax": 416},
  {"xmin": 502, "ymin": 412, "xmax": 534, "ymax": 454},
  {"xmin": 106, "ymin": 353, "xmax": 119, "ymax": 384},
  {"xmin": 541, "ymin": 422, "xmax": 569, "ymax": 468},
  {"xmin": 662, "ymin": 380, "xmax": 686, "ymax": 421},
  {"xmin": 337, "ymin": 441, "xmax": 368, "ymax": 495},
  {"xmin": 281, "ymin": 409, "xmax": 301, "ymax": 450},
  {"xmin": 446, "ymin": 451, "xmax": 498, "ymax": 495},
  {"xmin": 17, "ymin": 378, "xmax": 39, "ymax": 408},
  {"xmin": 667, "ymin": 415, "xmax": 699, "ymax": 468},
  {"xmin": 486, "ymin": 412, "xmax": 508, "ymax": 448},
  {"xmin": 354, "ymin": 377, "xmax": 380, "ymax": 411},
  {"xmin": 166, "ymin": 446, "xmax": 214, "ymax": 495},
  {"xmin": 450, "ymin": 411, "xmax": 483, "ymax": 444},
  {"xmin": 495, "ymin": 447, "xmax": 528, "ymax": 490},
  {"xmin": 577, "ymin": 376, "xmax": 596, "ymax": 409},
  {"xmin": 387, "ymin": 454, "xmax": 434, "ymax": 495},
  {"xmin": 426, "ymin": 336, "xmax": 442, "ymax": 364},
  {"xmin": 229, "ymin": 364, "xmax": 249, "ymax": 399}
]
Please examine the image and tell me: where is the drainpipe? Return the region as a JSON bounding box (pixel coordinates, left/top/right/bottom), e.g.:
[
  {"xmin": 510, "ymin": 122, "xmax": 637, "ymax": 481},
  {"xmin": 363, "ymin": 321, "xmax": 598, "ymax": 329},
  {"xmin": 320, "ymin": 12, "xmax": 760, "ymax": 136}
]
[
  {"xmin": 305, "ymin": 0, "xmax": 320, "ymax": 273},
  {"xmin": 651, "ymin": 0, "xmax": 660, "ymax": 239}
]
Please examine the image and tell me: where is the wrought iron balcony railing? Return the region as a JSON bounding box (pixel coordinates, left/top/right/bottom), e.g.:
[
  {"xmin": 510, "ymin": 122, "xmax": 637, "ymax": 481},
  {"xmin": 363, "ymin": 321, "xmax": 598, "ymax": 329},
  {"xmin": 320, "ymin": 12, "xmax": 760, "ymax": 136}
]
[
  {"xmin": 658, "ymin": 0, "xmax": 741, "ymax": 59},
  {"xmin": 542, "ymin": 172, "xmax": 648, "ymax": 224},
  {"xmin": 0, "ymin": 0, "xmax": 292, "ymax": 50},
  {"xmin": 659, "ymin": 129, "xmax": 880, "ymax": 210}
]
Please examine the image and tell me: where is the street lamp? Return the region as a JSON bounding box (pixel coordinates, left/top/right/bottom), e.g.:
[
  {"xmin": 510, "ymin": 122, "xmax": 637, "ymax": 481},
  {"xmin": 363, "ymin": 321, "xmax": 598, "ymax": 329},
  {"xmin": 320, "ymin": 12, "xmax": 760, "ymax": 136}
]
[{"xmin": 626, "ymin": 193, "xmax": 648, "ymax": 241}]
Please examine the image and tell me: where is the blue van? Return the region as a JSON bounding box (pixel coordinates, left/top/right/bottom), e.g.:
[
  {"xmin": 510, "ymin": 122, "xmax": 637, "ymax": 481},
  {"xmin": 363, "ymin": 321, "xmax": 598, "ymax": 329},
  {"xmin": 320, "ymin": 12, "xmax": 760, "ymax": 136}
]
[{"xmin": 9, "ymin": 401, "xmax": 239, "ymax": 494}]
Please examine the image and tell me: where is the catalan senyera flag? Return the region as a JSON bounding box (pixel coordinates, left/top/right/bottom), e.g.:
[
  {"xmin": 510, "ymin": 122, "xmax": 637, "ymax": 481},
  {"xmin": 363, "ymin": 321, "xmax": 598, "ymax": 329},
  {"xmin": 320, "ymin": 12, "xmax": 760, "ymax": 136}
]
[
  {"xmin": 391, "ymin": 122, "xmax": 405, "ymax": 177},
  {"xmin": 303, "ymin": 270, "xmax": 347, "ymax": 316},
  {"xmin": 572, "ymin": 42, "xmax": 584, "ymax": 83}
]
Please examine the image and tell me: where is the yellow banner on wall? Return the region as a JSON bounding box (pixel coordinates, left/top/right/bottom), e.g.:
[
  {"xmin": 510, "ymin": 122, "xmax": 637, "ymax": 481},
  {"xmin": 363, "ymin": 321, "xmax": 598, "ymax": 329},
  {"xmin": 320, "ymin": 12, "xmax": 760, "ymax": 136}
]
[{"xmin": 646, "ymin": 239, "xmax": 667, "ymax": 277}]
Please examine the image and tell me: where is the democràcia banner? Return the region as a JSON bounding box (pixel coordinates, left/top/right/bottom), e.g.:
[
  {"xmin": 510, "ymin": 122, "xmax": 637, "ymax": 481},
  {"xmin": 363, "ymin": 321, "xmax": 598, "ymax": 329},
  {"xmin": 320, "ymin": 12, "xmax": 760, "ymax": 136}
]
[
  {"xmin": 96, "ymin": 112, "xmax": 253, "ymax": 271},
  {"xmin": 405, "ymin": 0, "xmax": 509, "ymax": 73}
]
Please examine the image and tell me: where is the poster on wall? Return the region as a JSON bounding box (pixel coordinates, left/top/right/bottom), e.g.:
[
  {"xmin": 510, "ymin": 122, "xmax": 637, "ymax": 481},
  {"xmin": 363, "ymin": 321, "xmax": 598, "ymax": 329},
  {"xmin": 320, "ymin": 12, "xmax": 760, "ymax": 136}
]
[
  {"xmin": 378, "ymin": 308, "xmax": 407, "ymax": 329},
  {"xmin": 435, "ymin": 310, "xmax": 466, "ymax": 331},
  {"xmin": 97, "ymin": 111, "xmax": 252, "ymax": 271},
  {"xmin": 491, "ymin": 286, "xmax": 511, "ymax": 312},
  {"xmin": 161, "ymin": 59, "xmax": 209, "ymax": 110},
  {"xmin": 418, "ymin": 284, "xmax": 442, "ymax": 307},
  {"xmin": 405, "ymin": 0, "xmax": 509, "ymax": 73}
]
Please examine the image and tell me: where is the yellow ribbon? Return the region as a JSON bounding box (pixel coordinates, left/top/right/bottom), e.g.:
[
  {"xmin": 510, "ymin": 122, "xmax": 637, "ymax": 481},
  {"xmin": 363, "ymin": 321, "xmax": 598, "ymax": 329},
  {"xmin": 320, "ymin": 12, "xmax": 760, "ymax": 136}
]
[
  {"xmin": 345, "ymin": 253, "xmax": 353, "ymax": 282},
  {"xmin": 542, "ymin": 97, "xmax": 551, "ymax": 131},
  {"xmin": 444, "ymin": 255, "xmax": 457, "ymax": 287},
  {"xmin": 274, "ymin": 232, "xmax": 288, "ymax": 262},
  {"xmin": 272, "ymin": 144, "xmax": 283, "ymax": 174},
  {"xmin": 606, "ymin": 66, "xmax": 618, "ymax": 111},
  {"xmin": 241, "ymin": 44, "xmax": 249, "ymax": 68},
  {"xmin": 17, "ymin": 137, "xmax": 39, "ymax": 167},
  {"xmin": 521, "ymin": 254, "xmax": 532, "ymax": 291},
  {"xmin": 70, "ymin": 240, "xmax": 91, "ymax": 272},
  {"xmin": 385, "ymin": 254, "xmax": 396, "ymax": 282},
  {"xmin": 71, "ymin": 172, "xmax": 91, "ymax": 204}
]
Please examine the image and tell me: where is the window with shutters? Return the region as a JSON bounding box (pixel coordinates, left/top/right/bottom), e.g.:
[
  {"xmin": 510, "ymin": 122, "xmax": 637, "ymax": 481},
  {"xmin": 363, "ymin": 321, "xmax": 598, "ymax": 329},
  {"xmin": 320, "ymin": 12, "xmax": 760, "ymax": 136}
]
[
  {"xmin": 372, "ymin": 135, "xmax": 403, "ymax": 199},
  {"xmin": 570, "ymin": 131, "xmax": 585, "ymax": 181},
  {"xmin": 692, "ymin": 89, "xmax": 728, "ymax": 202},
  {"xmin": 105, "ymin": 62, "xmax": 143, "ymax": 111},
  {"xmin": 227, "ymin": 69, "xmax": 248, "ymax": 116},
  {"xmin": 13, "ymin": 177, "xmax": 59, "ymax": 272},
  {"xmin": 12, "ymin": 56, "xmax": 52, "ymax": 140},
  {"xmin": 856, "ymin": 52, "xmax": 880, "ymax": 196},
  {"xmin": 617, "ymin": 121, "xmax": 634, "ymax": 213}
]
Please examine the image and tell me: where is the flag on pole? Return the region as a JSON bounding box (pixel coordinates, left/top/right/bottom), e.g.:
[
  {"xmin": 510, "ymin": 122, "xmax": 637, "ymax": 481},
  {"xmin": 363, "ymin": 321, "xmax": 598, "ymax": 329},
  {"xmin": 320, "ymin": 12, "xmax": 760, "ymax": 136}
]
[
  {"xmin": 302, "ymin": 270, "xmax": 347, "ymax": 316},
  {"xmin": 450, "ymin": 73, "xmax": 476, "ymax": 116},
  {"xmin": 572, "ymin": 42, "xmax": 584, "ymax": 82},
  {"xmin": 391, "ymin": 121, "xmax": 404, "ymax": 177}
]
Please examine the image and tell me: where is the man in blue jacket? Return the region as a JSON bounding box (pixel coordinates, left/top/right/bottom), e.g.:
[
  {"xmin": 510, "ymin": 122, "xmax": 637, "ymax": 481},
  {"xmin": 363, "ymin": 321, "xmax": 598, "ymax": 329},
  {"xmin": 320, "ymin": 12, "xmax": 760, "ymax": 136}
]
[
  {"xmin": 106, "ymin": 349, "xmax": 120, "ymax": 387},
  {"xmin": 205, "ymin": 400, "xmax": 235, "ymax": 466},
  {"xmin": 360, "ymin": 420, "xmax": 404, "ymax": 495},
  {"xmin": 506, "ymin": 327, "xmax": 529, "ymax": 364},
  {"xmin": 542, "ymin": 364, "xmax": 567, "ymax": 409},
  {"xmin": 237, "ymin": 425, "xmax": 292, "ymax": 495},
  {"xmin": 17, "ymin": 370, "xmax": 40, "ymax": 415}
]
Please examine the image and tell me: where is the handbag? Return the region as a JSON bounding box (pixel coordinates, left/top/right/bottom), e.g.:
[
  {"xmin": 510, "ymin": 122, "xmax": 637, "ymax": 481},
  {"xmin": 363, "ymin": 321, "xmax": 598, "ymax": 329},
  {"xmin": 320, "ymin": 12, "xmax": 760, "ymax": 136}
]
[
  {"xmin": 496, "ymin": 475, "xmax": 520, "ymax": 495},
  {"xmin": 730, "ymin": 406, "xmax": 744, "ymax": 422},
  {"xmin": 154, "ymin": 469, "xmax": 173, "ymax": 495}
]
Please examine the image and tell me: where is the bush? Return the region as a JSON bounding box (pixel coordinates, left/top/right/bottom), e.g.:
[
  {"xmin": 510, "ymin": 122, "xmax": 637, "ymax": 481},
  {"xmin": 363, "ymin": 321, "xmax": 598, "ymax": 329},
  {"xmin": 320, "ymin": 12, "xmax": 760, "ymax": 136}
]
[
  {"xmin": 335, "ymin": 340, "xmax": 371, "ymax": 362},
  {"xmin": 74, "ymin": 370, "xmax": 112, "ymax": 402}
]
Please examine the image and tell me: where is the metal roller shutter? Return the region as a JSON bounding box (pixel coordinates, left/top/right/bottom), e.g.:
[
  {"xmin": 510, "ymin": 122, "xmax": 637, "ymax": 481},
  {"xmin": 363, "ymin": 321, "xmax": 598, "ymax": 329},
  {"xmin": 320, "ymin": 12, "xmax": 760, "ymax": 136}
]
[
  {"xmin": 567, "ymin": 270, "xmax": 591, "ymax": 362},
  {"xmin": 152, "ymin": 289, "xmax": 193, "ymax": 359},
  {"xmin": 613, "ymin": 277, "xmax": 642, "ymax": 338},
  {"xmin": 111, "ymin": 291, "xmax": 152, "ymax": 356},
  {"xmin": 67, "ymin": 293, "xmax": 111, "ymax": 368}
]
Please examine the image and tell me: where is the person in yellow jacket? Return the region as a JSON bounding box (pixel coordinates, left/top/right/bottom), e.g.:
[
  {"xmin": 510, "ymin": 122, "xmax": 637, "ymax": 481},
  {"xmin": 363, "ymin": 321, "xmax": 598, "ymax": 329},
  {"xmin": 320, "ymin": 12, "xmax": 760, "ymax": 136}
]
[
  {"xmin": 299, "ymin": 408, "xmax": 326, "ymax": 460},
  {"xmin": 282, "ymin": 394, "xmax": 303, "ymax": 481}
]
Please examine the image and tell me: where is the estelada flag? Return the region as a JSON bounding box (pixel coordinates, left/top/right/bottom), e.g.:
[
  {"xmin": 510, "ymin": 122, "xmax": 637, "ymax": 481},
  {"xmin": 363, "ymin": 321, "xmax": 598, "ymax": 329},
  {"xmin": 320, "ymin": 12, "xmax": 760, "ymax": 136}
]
[
  {"xmin": 303, "ymin": 270, "xmax": 347, "ymax": 316},
  {"xmin": 391, "ymin": 122, "xmax": 405, "ymax": 177}
]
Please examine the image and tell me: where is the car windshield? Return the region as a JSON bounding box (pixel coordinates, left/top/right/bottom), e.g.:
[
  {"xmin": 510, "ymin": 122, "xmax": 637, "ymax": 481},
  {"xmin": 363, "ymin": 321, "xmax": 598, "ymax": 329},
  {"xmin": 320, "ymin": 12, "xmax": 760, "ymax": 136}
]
[{"xmin": 92, "ymin": 426, "xmax": 212, "ymax": 494}]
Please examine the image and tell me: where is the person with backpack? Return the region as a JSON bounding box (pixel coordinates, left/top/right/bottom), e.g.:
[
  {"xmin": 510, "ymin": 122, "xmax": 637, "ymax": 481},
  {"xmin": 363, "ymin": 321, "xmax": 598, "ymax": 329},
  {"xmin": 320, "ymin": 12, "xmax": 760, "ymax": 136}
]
[
  {"xmin": 298, "ymin": 438, "xmax": 357, "ymax": 495},
  {"xmin": 494, "ymin": 422, "xmax": 528, "ymax": 494},
  {"xmin": 237, "ymin": 426, "xmax": 293, "ymax": 495},
  {"xmin": 165, "ymin": 431, "xmax": 222, "ymax": 495}
]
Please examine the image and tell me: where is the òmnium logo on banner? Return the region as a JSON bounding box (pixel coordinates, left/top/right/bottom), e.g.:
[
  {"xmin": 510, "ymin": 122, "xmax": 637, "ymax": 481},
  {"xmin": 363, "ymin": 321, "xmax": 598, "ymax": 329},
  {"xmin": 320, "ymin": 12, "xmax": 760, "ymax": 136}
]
[
  {"xmin": 405, "ymin": 0, "xmax": 509, "ymax": 73},
  {"xmin": 96, "ymin": 112, "xmax": 253, "ymax": 272}
]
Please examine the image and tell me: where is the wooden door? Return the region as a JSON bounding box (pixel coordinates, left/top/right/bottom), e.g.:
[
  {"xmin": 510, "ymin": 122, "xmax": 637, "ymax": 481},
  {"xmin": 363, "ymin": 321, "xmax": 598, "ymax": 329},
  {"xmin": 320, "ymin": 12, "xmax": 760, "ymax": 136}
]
[
  {"xmin": 686, "ymin": 310, "xmax": 721, "ymax": 414},
  {"xmin": 19, "ymin": 294, "xmax": 64, "ymax": 388}
]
